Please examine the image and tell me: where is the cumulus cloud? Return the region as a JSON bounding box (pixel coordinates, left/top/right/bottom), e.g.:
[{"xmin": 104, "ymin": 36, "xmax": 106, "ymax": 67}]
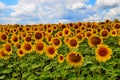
[
  {"xmin": 0, "ymin": 0, "xmax": 120, "ymax": 24},
  {"xmin": 0, "ymin": 2, "xmax": 6, "ymax": 15},
  {"xmin": 96, "ymin": 0, "xmax": 120, "ymax": 9}
]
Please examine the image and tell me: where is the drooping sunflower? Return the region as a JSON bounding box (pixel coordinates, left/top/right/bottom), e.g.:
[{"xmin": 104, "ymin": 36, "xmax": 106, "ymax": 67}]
[
  {"xmin": 58, "ymin": 54, "xmax": 64, "ymax": 63},
  {"xmin": 3, "ymin": 42, "xmax": 12, "ymax": 55},
  {"xmin": 34, "ymin": 41, "xmax": 46, "ymax": 54},
  {"xmin": 21, "ymin": 42, "xmax": 33, "ymax": 54},
  {"xmin": 67, "ymin": 37, "xmax": 78, "ymax": 48},
  {"xmin": 34, "ymin": 31, "xmax": 43, "ymax": 41},
  {"xmin": 95, "ymin": 44, "xmax": 112, "ymax": 62},
  {"xmin": 100, "ymin": 29, "xmax": 109, "ymax": 39},
  {"xmin": 88, "ymin": 35, "xmax": 103, "ymax": 48},
  {"xmin": 51, "ymin": 37, "xmax": 62, "ymax": 48},
  {"xmin": 46, "ymin": 46, "xmax": 57, "ymax": 58},
  {"xmin": 66, "ymin": 52, "xmax": 83, "ymax": 67},
  {"xmin": 17, "ymin": 49, "xmax": 25, "ymax": 57}
]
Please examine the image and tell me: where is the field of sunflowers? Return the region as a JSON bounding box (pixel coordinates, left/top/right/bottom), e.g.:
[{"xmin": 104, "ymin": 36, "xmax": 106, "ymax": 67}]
[{"xmin": 0, "ymin": 19, "xmax": 120, "ymax": 80}]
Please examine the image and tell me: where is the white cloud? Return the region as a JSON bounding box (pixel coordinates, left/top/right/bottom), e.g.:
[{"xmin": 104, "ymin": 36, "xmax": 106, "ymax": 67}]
[
  {"xmin": 83, "ymin": 11, "xmax": 106, "ymax": 22},
  {"xmin": 104, "ymin": 6, "xmax": 120, "ymax": 20},
  {"xmin": 96, "ymin": 0, "xmax": 120, "ymax": 9},
  {"xmin": 0, "ymin": 2, "xmax": 6, "ymax": 9}
]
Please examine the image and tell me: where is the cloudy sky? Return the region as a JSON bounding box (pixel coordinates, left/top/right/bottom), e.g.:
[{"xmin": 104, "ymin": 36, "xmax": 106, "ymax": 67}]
[{"xmin": 0, "ymin": 0, "xmax": 120, "ymax": 24}]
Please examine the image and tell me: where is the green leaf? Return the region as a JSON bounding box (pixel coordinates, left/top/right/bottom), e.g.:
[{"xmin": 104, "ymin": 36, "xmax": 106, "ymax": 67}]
[
  {"xmin": 0, "ymin": 75, "xmax": 5, "ymax": 79},
  {"xmin": 31, "ymin": 64, "xmax": 40, "ymax": 69},
  {"xmin": 0, "ymin": 63, "xmax": 4, "ymax": 67},
  {"xmin": 2, "ymin": 69, "xmax": 12, "ymax": 74},
  {"xmin": 43, "ymin": 64, "xmax": 52, "ymax": 72},
  {"xmin": 22, "ymin": 72, "xmax": 31, "ymax": 79}
]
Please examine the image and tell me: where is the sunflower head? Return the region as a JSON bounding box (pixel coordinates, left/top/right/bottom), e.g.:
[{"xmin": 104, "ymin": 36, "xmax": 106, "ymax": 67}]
[
  {"xmin": 63, "ymin": 28, "xmax": 71, "ymax": 37},
  {"xmin": 66, "ymin": 52, "xmax": 83, "ymax": 67},
  {"xmin": 68, "ymin": 37, "xmax": 78, "ymax": 48},
  {"xmin": 34, "ymin": 31, "xmax": 43, "ymax": 41},
  {"xmin": 21, "ymin": 42, "xmax": 33, "ymax": 54},
  {"xmin": 51, "ymin": 37, "xmax": 61, "ymax": 48},
  {"xmin": 85, "ymin": 31, "xmax": 92, "ymax": 39},
  {"xmin": 58, "ymin": 54, "xmax": 64, "ymax": 63},
  {"xmin": 46, "ymin": 46, "xmax": 57, "ymax": 58},
  {"xmin": 88, "ymin": 35, "xmax": 102, "ymax": 47},
  {"xmin": 3, "ymin": 42, "xmax": 12, "ymax": 55},
  {"xmin": 35, "ymin": 41, "xmax": 45, "ymax": 54},
  {"xmin": 11, "ymin": 34, "xmax": 19, "ymax": 44},
  {"xmin": 110, "ymin": 29, "xmax": 117, "ymax": 37},
  {"xmin": 24, "ymin": 36, "xmax": 32, "ymax": 42},
  {"xmin": 17, "ymin": 49, "xmax": 25, "ymax": 57},
  {"xmin": 0, "ymin": 33, "xmax": 8, "ymax": 42},
  {"xmin": 95, "ymin": 44, "xmax": 112, "ymax": 62},
  {"xmin": 100, "ymin": 29, "xmax": 109, "ymax": 38}
]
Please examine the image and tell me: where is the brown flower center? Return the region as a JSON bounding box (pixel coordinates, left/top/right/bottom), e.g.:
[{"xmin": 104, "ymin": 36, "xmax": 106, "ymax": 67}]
[
  {"xmin": 48, "ymin": 47, "xmax": 55, "ymax": 54},
  {"xmin": 69, "ymin": 53, "xmax": 81, "ymax": 63},
  {"xmin": 36, "ymin": 43, "xmax": 44, "ymax": 51},
  {"xmin": 98, "ymin": 47, "xmax": 107, "ymax": 56},
  {"xmin": 69, "ymin": 39, "xmax": 77, "ymax": 47}
]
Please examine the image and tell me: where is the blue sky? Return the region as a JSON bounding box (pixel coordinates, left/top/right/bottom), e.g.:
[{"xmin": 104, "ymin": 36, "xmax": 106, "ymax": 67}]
[{"xmin": 0, "ymin": 0, "xmax": 120, "ymax": 24}]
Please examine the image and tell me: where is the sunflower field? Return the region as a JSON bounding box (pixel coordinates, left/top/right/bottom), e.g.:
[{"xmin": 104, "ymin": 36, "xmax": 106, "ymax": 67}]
[{"xmin": 0, "ymin": 19, "xmax": 120, "ymax": 80}]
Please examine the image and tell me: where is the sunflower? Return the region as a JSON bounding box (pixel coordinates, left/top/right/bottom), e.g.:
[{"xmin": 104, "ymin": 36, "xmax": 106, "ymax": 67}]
[
  {"xmin": 24, "ymin": 36, "xmax": 32, "ymax": 43},
  {"xmin": 80, "ymin": 25, "xmax": 86, "ymax": 31},
  {"xmin": 34, "ymin": 41, "xmax": 46, "ymax": 54},
  {"xmin": 64, "ymin": 37, "xmax": 70, "ymax": 44},
  {"xmin": 21, "ymin": 42, "xmax": 33, "ymax": 54},
  {"xmin": 66, "ymin": 52, "xmax": 83, "ymax": 67},
  {"xmin": 11, "ymin": 34, "xmax": 19, "ymax": 44},
  {"xmin": 75, "ymin": 29, "xmax": 81, "ymax": 34},
  {"xmin": 46, "ymin": 35, "xmax": 53, "ymax": 43},
  {"xmin": 95, "ymin": 44, "xmax": 112, "ymax": 62},
  {"xmin": 46, "ymin": 46, "xmax": 57, "ymax": 58},
  {"xmin": 3, "ymin": 42, "xmax": 12, "ymax": 55},
  {"xmin": 88, "ymin": 35, "xmax": 103, "ymax": 47},
  {"xmin": 15, "ymin": 43, "xmax": 21, "ymax": 49},
  {"xmin": 110, "ymin": 29, "xmax": 117, "ymax": 37},
  {"xmin": 34, "ymin": 31, "xmax": 43, "ymax": 41},
  {"xmin": 52, "ymin": 25, "xmax": 58, "ymax": 31},
  {"xmin": 85, "ymin": 31, "xmax": 92, "ymax": 39},
  {"xmin": 63, "ymin": 28, "xmax": 71, "ymax": 37},
  {"xmin": 113, "ymin": 23, "xmax": 120, "ymax": 30},
  {"xmin": 58, "ymin": 54, "xmax": 64, "ymax": 63},
  {"xmin": 67, "ymin": 37, "xmax": 78, "ymax": 48},
  {"xmin": 56, "ymin": 31, "xmax": 63, "ymax": 38},
  {"xmin": 100, "ymin": 29, "xmax": 109, "ymax": 39},
  {"xmin": 46, "ymin": 28, "xmax": 53, "ymax": 35},
  {"xmin": 0, "ymin": 49, "xmax": 6, "ymax": 59},
  {"xmin": 51, "ymin": 37, "xmax": 62, "ymax": 48},
  {"xmin": 91, "ymin": 29, "xmax": 98, "ymax": 35},
  {"xmin": 76, "ymin": 34, "xmax": 84, "ymax": 43},
  {"xmin": 0, "ymin": 32, "xmax": 8, "ymax": 42},
  {"xmin": 17, "ymin": 49, "xmax": 25, "ymax": 57}
]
